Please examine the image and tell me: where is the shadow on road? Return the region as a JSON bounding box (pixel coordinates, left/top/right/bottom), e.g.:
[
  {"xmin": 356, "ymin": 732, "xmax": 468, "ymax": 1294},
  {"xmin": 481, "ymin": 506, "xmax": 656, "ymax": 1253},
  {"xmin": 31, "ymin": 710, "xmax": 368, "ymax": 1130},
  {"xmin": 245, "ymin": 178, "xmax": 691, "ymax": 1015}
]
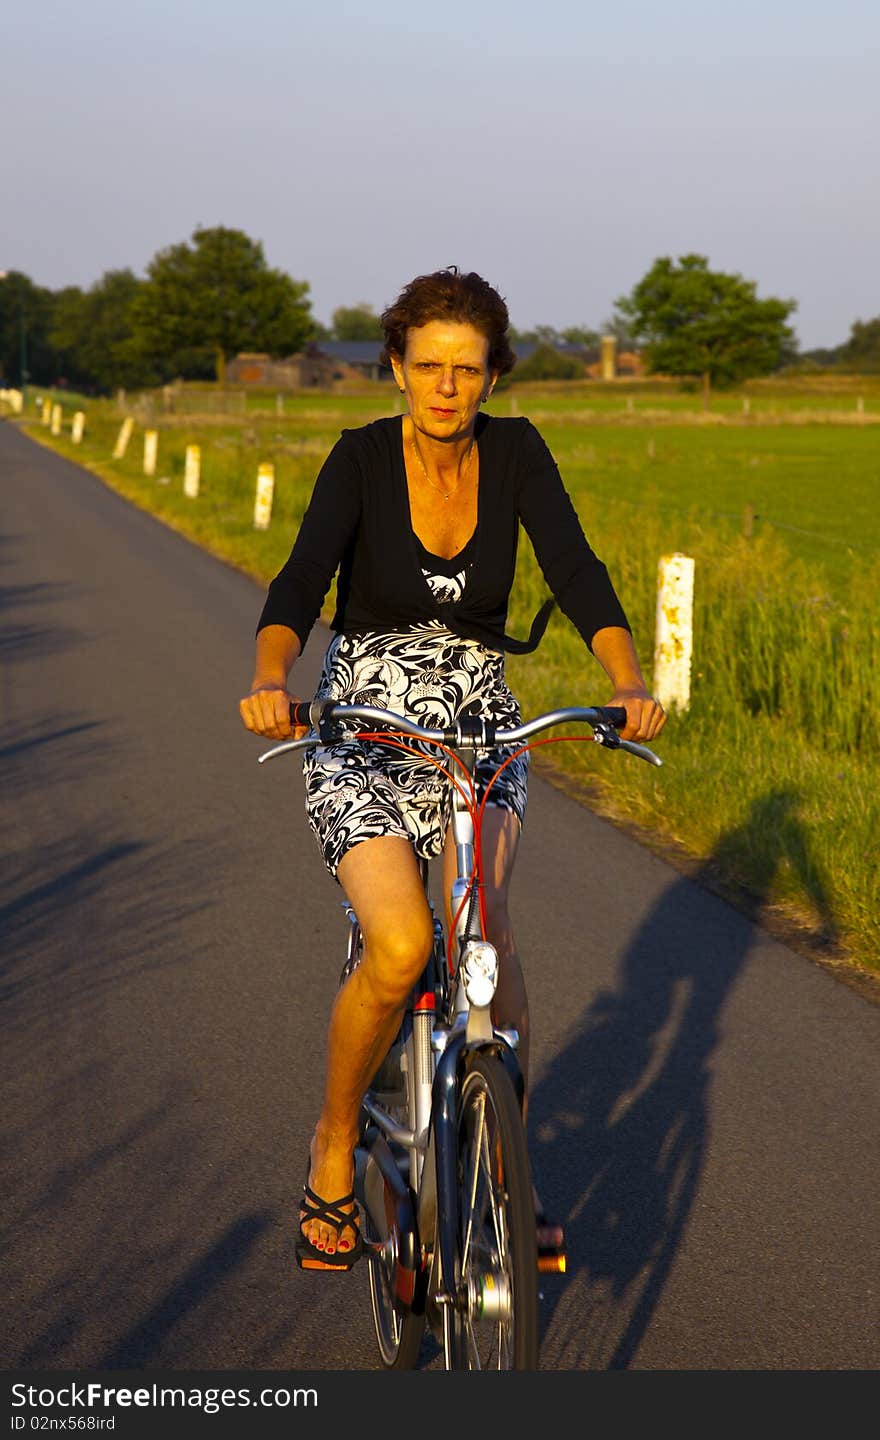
[{"xmin": 530, "ymin": 789, "xmax": 837, "ymax": 1369}]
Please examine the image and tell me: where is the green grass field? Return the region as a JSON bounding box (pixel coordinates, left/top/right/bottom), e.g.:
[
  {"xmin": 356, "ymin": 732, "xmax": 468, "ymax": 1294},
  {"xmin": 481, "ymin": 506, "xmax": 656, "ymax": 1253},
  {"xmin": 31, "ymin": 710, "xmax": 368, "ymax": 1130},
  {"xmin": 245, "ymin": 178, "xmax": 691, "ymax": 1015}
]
[{"xmin": 10, "ymin": 378, "xmax": 880, "ymax": 977}]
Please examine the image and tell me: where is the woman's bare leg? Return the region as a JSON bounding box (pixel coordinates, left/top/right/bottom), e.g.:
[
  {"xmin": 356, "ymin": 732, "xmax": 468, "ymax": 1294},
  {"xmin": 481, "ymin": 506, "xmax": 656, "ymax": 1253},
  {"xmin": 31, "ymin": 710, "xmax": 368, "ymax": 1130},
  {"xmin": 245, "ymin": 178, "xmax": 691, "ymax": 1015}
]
[{"xmin": 303, "ymin": 835, "xmax": 433, "ymax": 1256}]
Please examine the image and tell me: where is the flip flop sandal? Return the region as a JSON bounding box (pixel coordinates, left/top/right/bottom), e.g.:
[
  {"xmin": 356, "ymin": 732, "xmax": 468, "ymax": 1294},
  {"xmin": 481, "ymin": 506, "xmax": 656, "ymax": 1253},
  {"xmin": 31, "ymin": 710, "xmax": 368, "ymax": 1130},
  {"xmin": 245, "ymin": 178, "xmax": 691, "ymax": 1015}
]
[{"xmin": 297, "ymin": 1183, "xmax": 364, "ymax": 1272}]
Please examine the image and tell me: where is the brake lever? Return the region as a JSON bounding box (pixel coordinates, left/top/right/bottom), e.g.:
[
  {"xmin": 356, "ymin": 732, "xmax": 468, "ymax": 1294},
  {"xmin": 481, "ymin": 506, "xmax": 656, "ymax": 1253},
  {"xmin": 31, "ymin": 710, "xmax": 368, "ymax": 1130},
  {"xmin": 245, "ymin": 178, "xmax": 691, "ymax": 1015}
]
[
  {"xmin": 618, "ymin": 738, "xmax": 663, "ymax": 767},
  {"xmin": 591, "ymin": 722, "xmax": 622, "ymax": 750},
  {"xmin": 592, "ymin": 722, "xmax": 662, "ymax": 767}
]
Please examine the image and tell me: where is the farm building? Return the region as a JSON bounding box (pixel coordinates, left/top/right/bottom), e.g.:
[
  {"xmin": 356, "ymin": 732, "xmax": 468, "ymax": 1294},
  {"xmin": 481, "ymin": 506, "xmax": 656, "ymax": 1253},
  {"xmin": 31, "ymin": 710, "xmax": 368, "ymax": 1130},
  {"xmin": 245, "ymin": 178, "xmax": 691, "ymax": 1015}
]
[
  {"xmin": 226, "ymin": 339, "xmax": 644, "ymax": 388},
  {"xmin": 226, "ymin": 341, "xmax": 391, "ymax": 388}
]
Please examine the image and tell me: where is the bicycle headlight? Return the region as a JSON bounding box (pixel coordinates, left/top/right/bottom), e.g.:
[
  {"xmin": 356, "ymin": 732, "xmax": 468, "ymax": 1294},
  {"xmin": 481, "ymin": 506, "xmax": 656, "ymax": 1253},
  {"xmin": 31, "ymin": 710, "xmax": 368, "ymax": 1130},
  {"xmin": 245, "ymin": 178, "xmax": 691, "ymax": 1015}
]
[{"xmin": 461, "ymin": 940, "xmax": 498, "ymax": 1009}]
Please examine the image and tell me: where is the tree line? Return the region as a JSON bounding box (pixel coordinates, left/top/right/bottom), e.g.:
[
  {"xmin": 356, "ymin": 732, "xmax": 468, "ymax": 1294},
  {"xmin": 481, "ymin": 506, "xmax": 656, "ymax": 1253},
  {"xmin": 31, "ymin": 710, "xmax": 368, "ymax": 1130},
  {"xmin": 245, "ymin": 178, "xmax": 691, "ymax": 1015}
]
[{"xmin": 1, "ymin": 227, "xmax": 877, "ymax": 395}]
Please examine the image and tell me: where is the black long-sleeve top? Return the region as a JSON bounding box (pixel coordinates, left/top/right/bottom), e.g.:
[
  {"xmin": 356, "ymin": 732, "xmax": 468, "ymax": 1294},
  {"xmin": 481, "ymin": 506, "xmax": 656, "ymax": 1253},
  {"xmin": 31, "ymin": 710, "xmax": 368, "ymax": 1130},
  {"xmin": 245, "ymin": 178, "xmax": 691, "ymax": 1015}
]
[{"xmin": 257, "ymin": 414, "xmax": 630, "ymax": 654}]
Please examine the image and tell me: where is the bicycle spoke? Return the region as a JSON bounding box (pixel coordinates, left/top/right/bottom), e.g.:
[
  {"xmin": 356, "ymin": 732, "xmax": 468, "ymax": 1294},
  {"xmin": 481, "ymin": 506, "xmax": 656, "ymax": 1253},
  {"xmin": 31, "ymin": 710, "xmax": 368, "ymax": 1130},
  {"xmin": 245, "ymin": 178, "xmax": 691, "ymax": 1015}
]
[
  {"xmin": 479, "ymin": 1116, "xmax": 506, "ymax": 1263},
  {"xmin": 461, "ymin": 1091, "xmax": 486, "ymax": 1274}
]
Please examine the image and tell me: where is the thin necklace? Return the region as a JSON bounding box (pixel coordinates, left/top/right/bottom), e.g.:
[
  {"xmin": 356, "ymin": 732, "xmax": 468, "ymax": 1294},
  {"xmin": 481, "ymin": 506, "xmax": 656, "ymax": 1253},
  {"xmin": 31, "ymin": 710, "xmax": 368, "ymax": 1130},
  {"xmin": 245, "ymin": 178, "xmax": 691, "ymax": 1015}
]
[{"xmin": 410, "ymin": 433, "xmax": 475, "ymax": 501}]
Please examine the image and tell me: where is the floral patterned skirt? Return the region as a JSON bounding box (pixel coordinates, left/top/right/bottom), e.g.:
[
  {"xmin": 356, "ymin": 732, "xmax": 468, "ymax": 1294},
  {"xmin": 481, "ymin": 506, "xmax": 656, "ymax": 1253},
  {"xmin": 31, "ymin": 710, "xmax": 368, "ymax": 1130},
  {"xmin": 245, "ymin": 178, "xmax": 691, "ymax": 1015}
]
[{"xmin": 302, "ymin": 623, "xmax": 529, "ymax": 877}]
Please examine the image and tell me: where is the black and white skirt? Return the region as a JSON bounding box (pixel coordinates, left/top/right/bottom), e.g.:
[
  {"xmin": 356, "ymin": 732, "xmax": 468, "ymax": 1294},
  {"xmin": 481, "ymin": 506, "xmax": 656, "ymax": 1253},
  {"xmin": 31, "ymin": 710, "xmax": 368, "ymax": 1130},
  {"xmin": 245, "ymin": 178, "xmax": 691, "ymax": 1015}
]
[{"xmin": 302, "ymin": 617, "xmax": 529, "ymax": 877}]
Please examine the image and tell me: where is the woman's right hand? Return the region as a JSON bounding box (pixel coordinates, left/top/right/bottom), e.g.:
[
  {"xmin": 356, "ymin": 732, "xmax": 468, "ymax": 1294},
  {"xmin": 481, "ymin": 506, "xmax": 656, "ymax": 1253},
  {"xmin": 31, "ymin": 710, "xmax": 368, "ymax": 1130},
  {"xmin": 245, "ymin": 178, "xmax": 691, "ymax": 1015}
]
[{"xmin": 238, "ymin": 683, "xmax": 308, "ymax": 740}]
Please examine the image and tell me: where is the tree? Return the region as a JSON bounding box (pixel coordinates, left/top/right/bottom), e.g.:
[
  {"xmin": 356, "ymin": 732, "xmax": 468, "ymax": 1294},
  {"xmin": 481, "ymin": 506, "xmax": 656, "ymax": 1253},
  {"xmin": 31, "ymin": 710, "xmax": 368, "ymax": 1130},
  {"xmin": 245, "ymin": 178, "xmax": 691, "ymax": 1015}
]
[
  {"xmin": 509, "ymin": 323, "xmax": 599, "ymax": 355},
  {"xmin": 331, "ymin": 303, "xmax": 383, "ymax": 342},
  {"xmin": 129, "ymin": 226, "xmax": 315, "ymax": 383},
  {"xmin": 616, "ymin": 255, "xmax": 796, "ymax": 405},
  {"xmin": 0, "ymin": 271, "xmax": 57, "ymax": 387},
  {"xmin": 50, "ymin": 270, "xmax": 156, "ymax": 392},
  {"xmin": 561, "ymin": 325, "xmax": 600, "ymax": 349},
  {"xmin": 839, "ymin": 316, "xmax": 880, "ymax": 373},
  {"xmin": 511, "ymin": 343, "xmax": 584, "ymax": 382},
  {"xmin": 598, "ymin": 314, "xmax": 637, "ymax": 351},
  {"xmin": 510, "ymin": 324, "xmax": 567, "ymax": 347}
]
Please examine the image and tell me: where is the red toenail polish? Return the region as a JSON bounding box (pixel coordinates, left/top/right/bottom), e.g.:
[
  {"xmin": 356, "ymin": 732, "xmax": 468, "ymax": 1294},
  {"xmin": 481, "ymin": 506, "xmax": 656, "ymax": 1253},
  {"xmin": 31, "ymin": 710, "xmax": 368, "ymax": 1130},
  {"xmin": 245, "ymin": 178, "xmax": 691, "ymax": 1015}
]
[{"xmin": 340, "ymin": 1241, "xmax": 350, "ymax": 1250}]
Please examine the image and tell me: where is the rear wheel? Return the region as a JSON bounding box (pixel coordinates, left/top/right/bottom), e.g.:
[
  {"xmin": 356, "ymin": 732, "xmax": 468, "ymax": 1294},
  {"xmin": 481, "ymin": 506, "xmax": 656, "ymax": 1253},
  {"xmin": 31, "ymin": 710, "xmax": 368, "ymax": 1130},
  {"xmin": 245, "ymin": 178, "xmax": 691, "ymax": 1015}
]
[
  {"xmin": 362, "ymin": 1020, "xmax": 424, "ymax": 1370},
  {"xmin": 450, "ymin": 1052, "xmax": 539, "ymax": 1369},
  {"xmin": 365, "ymin": 1183, "xmax": 426, "ymax": 1369}
]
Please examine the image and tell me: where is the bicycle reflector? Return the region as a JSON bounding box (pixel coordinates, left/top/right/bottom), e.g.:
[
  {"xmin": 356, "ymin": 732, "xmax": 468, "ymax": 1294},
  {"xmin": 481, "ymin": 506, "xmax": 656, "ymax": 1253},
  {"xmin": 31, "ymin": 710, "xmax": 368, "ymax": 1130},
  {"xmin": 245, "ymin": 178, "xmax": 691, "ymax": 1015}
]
[{"xmin": 461, "ymin": 940, "xmax": 498, "ymax": 1008}]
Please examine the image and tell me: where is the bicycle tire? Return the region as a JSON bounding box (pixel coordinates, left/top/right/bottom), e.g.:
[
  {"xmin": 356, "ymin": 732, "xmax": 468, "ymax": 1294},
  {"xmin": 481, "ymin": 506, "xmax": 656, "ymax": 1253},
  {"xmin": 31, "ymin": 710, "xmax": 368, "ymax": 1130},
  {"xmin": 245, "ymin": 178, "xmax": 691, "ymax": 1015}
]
[
  {"xmin": 449, "ymin": 1051, "xmax": 539, "ymax": 1369},
  {"xmin": 364, "ymin": 1181, "xmax": 426, "ymax": 1369},
  {"xmin": 362, "ymin": 1015, "xmax": 425, "ymax": 1370}
]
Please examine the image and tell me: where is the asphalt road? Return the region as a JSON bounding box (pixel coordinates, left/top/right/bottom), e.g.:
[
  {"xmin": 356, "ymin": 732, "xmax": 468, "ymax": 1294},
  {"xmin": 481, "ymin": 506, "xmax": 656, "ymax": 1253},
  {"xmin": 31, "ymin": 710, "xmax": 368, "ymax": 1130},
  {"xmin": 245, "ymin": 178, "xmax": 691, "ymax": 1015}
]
[{"xmin": 2, "ymin": 419, "xmax": 878, "ymax": 1372}]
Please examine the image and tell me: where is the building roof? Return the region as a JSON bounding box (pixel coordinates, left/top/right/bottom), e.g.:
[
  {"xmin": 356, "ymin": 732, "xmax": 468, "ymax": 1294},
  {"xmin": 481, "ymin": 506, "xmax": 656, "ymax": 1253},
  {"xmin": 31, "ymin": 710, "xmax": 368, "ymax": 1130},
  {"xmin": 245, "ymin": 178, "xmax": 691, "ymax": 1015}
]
[{"xmin": 317, "ymin": 341, "xmax": 387, "ymax": 365}]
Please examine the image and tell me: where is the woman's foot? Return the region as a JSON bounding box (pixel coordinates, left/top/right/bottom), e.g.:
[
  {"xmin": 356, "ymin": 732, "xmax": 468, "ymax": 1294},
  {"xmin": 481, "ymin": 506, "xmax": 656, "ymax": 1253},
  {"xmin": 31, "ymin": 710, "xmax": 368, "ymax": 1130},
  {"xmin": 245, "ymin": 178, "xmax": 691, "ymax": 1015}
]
[{"xmin": 300, "ymin": 1128, "xmax": 358, "ymax": 1258}]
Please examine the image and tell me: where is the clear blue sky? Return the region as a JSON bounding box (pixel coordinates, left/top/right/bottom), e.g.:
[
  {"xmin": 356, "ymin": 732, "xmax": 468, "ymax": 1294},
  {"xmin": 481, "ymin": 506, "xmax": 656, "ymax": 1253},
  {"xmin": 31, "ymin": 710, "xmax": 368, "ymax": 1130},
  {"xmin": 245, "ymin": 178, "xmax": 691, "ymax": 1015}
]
[{"xmin": 4, "ymin": 0, "xmax": 878, "ymax": 348}]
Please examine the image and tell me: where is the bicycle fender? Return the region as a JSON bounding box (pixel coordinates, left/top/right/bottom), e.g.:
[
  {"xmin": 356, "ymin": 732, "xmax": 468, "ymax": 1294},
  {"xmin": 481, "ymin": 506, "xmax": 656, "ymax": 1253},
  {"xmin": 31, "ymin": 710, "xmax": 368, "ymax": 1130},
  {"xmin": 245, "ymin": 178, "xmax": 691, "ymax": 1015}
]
[
  {"xmin": 461, "ymin": 1038, "xmax": 526, "ymax": 1110},
  {"xmin": 431, "ymin": 1034, "xmax": 465, "ymax": 1298}
]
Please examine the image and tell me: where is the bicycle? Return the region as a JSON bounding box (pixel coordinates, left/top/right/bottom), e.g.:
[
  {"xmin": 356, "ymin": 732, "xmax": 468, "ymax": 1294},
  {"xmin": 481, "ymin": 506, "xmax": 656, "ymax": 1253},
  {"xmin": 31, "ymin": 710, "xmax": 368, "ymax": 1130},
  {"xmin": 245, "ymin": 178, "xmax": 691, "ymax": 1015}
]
[{"xmin": 258, "ymin": 700, "xmax": 661, "ymax": 1369}]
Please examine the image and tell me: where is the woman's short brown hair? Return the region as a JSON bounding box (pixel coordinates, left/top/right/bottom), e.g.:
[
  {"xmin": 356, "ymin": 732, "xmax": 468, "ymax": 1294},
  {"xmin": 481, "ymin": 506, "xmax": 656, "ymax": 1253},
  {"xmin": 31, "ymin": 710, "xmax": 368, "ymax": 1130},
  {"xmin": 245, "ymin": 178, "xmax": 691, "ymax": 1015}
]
[{"xmin": 380, "ymin": 267, "xmax": 517, "ymax": 377}]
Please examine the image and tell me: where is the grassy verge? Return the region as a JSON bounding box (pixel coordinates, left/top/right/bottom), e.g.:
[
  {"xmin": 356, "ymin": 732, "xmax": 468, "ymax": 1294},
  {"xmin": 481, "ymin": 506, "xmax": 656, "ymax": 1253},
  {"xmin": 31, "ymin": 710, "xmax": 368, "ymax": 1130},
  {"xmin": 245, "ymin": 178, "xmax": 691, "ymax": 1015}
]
[{"xmin": 10, "ymin": 382, "xmax": 879, "ymax": 983}]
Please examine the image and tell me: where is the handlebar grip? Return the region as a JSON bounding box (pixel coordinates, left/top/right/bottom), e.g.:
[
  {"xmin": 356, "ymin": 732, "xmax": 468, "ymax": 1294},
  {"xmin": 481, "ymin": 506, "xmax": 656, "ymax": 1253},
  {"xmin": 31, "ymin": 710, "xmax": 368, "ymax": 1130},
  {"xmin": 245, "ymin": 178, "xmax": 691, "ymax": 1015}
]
[
  {"xmin": 596, "ymin": 706, "xmax": 627, "ymax": 730},
  {"xmin": 290, "ymin": 701, "xmax": 312, "ymax": 728}
]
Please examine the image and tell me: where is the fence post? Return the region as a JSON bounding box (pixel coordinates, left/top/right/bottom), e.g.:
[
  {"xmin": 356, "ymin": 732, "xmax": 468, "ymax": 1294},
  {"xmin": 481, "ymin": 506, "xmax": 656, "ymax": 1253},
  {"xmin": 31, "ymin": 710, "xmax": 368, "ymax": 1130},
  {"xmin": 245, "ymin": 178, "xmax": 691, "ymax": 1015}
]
[
  {"xmin": 71, "ymin": 411, "xmax": 85, "ymax": 443},
  {"xmin": 184, "ymin": 444, "xmax": 201, "ymax": 498},
  {"xmin": 50, "ymin": 404, "xmax": 63, "ymax": 435},
  {"xmin": 143, "ymin": 429, "xmax": 158, "ymax": 476},
  {"xmin": 254, "ymin": 462, "xmax": 275, "ymax": 529},
  {"xmin": 654, "ymin": 553, "xmax": 695, "ymax": 712},
  {"xmin": 113, "ymin": 417, "xmax": 134, "ymax": 459}
]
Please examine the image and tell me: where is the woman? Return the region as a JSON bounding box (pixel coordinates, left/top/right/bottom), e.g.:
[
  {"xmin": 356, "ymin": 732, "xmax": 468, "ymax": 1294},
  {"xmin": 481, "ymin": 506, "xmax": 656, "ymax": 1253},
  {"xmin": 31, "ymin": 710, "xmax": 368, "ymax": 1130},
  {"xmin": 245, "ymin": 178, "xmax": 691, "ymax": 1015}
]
[{"xmin": 239, "ymin": 268, "xmax": 665, "ymax": 1270}]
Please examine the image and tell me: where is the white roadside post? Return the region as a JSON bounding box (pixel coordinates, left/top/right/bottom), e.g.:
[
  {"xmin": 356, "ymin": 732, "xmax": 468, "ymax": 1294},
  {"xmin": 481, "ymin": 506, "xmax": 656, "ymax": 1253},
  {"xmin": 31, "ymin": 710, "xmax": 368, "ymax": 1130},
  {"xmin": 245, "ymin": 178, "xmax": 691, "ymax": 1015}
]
[
  {"xmin": 183, "ymin": 444, "xmax": 201, "ymax": 498},
  {"xmin": 42, "ymin": 399, "xmax": 52, "ymax": 426},
  {"xmin": 253, "ymin": 462, "xmax": 275, "ymax": 529},
  {"xmin": 50, "ymin": 404, "xmax": 63, "ymax": 435},
  {"xmin": 600, "ymin": 334, "xmax": 617, "ymax": 380},
  {"xmin": 71, "ymin": 411, "xmax": 85, "ymax": 443},
  {"xmin": 653, "ymin": 553, "xmax": 695, "ymax": 712},
  {"xmin": 113, "ymin": 416, "xmax": 134, "ymax": 459},
  {"xmin": 143, "ymin": 429, "xmax": 158, "ymax": 476}
]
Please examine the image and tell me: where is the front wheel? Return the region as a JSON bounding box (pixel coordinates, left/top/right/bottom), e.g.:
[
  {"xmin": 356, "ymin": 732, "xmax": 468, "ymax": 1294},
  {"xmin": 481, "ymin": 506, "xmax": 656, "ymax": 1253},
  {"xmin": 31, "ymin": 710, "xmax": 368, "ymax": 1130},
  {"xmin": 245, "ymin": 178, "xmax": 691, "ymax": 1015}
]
[{"xmin": 450, "ymin": 1052, "xmax": 539, "ymax": 1369}]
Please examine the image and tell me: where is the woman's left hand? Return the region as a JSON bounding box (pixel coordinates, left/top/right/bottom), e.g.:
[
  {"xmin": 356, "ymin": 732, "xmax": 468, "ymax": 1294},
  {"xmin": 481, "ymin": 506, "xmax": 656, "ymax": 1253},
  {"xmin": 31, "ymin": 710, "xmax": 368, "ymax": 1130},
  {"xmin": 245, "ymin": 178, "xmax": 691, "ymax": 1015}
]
[{"xmin": 608, "ymin": 688, "xmax": 667, "ymax": 743}]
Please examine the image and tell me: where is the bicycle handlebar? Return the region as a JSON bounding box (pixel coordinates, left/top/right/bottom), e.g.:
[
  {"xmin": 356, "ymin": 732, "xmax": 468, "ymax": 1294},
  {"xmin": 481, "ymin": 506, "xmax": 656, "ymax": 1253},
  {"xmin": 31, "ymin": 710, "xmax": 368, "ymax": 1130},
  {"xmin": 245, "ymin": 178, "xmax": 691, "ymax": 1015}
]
[
  {"xmin": 288, "ymin": 699, "xmax": 628, "ymax": 735},
  {"xmin": 256, "ymin": 700, "xmax": 662, "ymax": 767}
]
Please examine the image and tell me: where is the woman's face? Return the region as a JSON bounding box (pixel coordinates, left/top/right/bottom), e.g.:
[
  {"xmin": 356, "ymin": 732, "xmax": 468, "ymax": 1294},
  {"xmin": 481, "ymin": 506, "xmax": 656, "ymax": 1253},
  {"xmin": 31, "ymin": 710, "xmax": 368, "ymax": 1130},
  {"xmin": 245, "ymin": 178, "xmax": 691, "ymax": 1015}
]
[{"xmin": 390, "ymin": 320, "xmax": 497, "ymax": 443}]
